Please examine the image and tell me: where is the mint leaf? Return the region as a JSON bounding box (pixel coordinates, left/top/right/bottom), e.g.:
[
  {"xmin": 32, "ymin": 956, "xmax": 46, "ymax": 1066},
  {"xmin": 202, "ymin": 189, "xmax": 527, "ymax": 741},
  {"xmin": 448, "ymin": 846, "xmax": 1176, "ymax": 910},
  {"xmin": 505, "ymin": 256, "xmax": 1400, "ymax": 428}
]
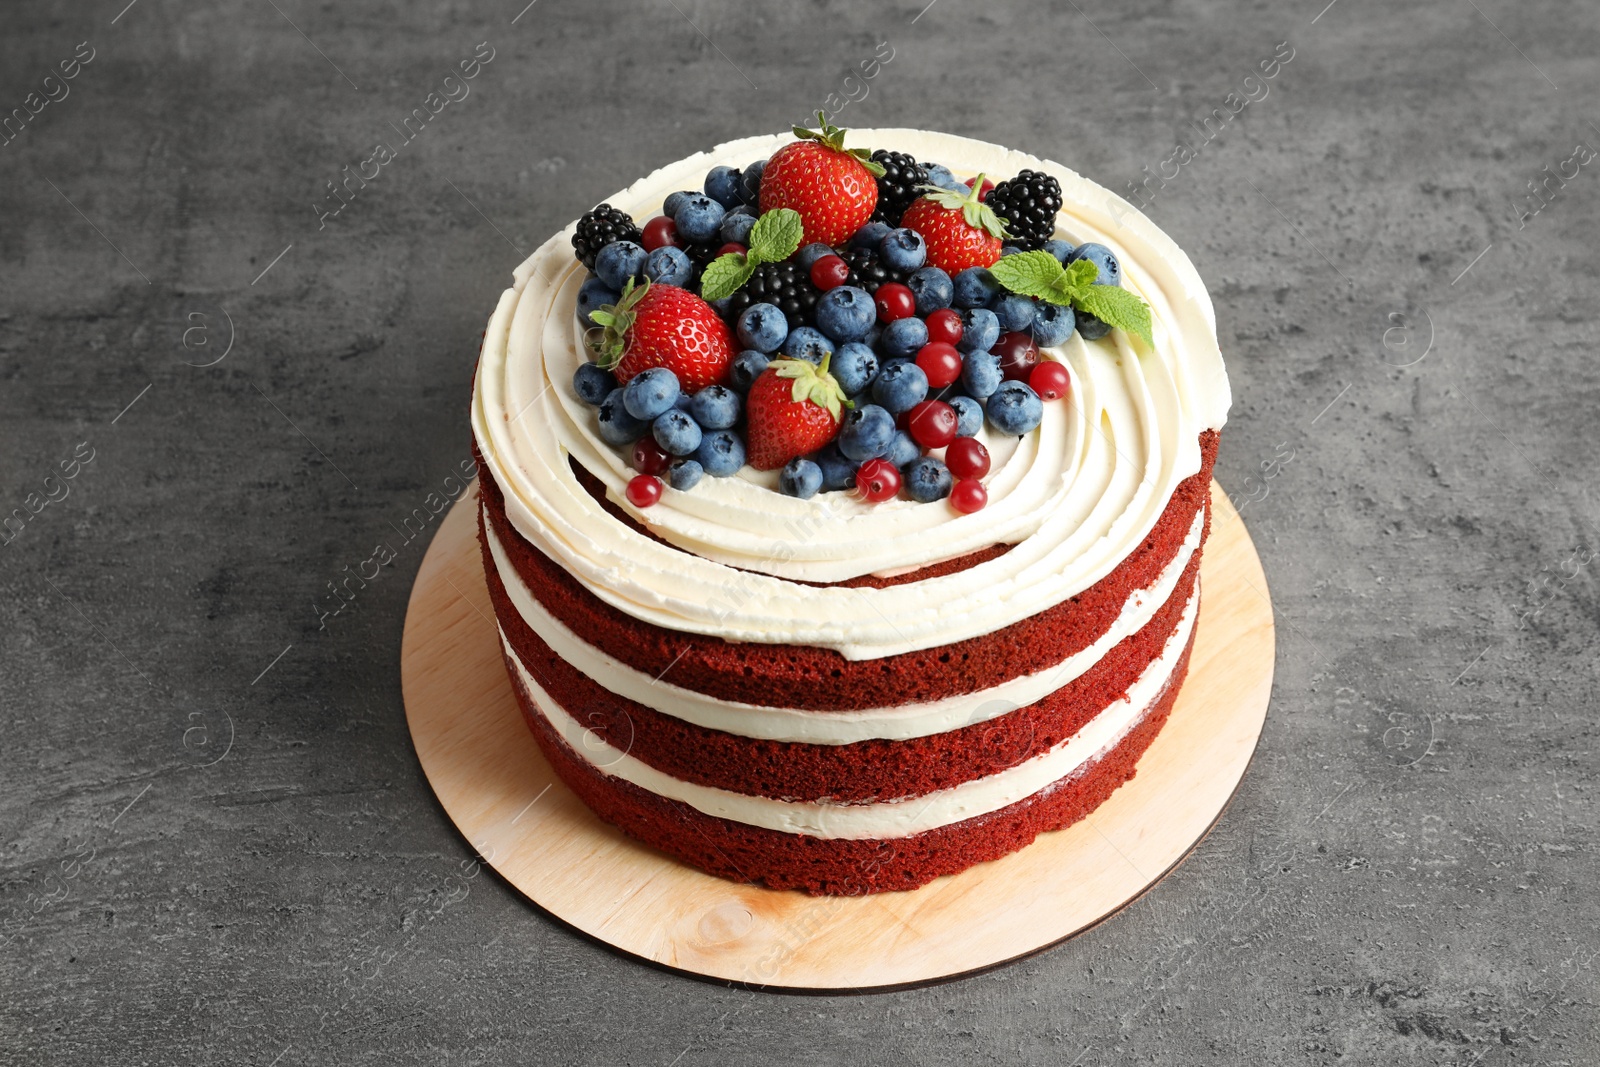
[
  {"xmin": 700, "ymin": 253, "xmax": 757, "ymax": 302},
  {"xmin": 1074, "ymin": 284, "xmax": 1153, "ymax": 346},
  {"xmin": 990, "ymin": 251, "xmax": 1071, "ymax": 305},
  {"xmin": 1061, "ymin": 259, "xmax": 1099, "ymax": 298},
  {"xmin": 748, "ymin": 208, "xmax": 803, "ymax": 263}
]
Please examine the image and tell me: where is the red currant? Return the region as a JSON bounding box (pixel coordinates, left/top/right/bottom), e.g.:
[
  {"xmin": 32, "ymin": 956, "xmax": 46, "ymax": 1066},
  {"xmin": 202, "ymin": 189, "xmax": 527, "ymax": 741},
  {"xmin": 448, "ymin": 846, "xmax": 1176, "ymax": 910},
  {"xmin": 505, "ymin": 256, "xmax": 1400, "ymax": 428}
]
[
  {"xmin": 907, "ymin": 400, "xmax": 958, "ymax": 450},
  {"xmin": 632, "ymin": 437, "xmax": 671, "ymax": 475},
  {"xmin": 915, "ymin": 342, "xmax": 963, "ymax": 390},
  {"xmin": 625, "ymin": 474, "xmax": 662, "ymax": 508},
  {"xmin": 1029, "ymin": 360, "xmax": 1071, "ymax": 401},
  {"xmin": 874, "ymin": 282, "xmax": 916, "ymax": 322},
  {"xmin": 855, "ymin": 457, "xmax": 902, "ymax": 503},
  {"xmin": 945, "ymin": 437, "xmax": 991, "ymax": 479},
  {"xmin": 993, "ymin": 331, "xmax": 1040, "ymax": 382},
  {"xmin": 966, "ymin": 177, "xmax": 995, "ymax": 202},
  {"xmin": 925, "ymin": 307, "xmax": 963, "ymax": 346},
  {"xmin": 809, "ymin": 254, "xmax": 850, "ymax": 291},
  {"xmin": 950, "ymin": 479, "xmax": 988, "ymax": 513},
  {"xmin": 641, "ymin": 215, "xmax": 680, "ymax": 252},
  {"xmin": 716, "ymin": 242, "xmax": 747, "ymax": 258}
]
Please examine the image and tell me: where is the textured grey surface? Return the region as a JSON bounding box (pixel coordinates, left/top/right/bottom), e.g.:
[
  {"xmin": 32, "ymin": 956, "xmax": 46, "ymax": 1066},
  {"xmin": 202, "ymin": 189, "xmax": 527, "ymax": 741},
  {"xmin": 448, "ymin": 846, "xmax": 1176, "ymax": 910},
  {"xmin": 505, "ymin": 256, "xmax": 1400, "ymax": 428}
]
[{"xmin": 2, "ymin": 0, "xmax": 1596, "ymax": 1063}]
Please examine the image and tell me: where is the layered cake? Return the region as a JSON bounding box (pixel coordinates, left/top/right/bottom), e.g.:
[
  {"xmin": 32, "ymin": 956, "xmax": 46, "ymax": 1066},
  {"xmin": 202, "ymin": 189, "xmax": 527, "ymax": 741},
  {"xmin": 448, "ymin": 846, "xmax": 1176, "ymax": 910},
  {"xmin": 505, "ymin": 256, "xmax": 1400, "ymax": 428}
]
[{"xmin": 470, "ymin": 124, "xmax": 1230, "ymax": 895}]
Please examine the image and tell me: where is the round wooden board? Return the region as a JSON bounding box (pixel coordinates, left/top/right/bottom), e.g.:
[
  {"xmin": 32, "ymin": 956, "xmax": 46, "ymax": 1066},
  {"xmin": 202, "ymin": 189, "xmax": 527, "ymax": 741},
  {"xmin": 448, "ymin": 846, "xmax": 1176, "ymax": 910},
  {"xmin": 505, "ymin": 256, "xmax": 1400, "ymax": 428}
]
[{"xmin": 401, "ymin": 480, "xmax": 1274, "ymax": 991}]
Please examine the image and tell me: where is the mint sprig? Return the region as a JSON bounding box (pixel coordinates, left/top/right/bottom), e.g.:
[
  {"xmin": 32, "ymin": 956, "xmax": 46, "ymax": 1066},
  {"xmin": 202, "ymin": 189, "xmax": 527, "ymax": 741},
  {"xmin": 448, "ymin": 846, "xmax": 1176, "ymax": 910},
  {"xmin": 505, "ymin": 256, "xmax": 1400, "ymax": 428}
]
[
  {"xmin": 698, "ymin": 207, "xmax": 805, "ymax": 302},
  {"xmin": 989, "ymin": 250, "xmax": 1153, "ymax": 346}
]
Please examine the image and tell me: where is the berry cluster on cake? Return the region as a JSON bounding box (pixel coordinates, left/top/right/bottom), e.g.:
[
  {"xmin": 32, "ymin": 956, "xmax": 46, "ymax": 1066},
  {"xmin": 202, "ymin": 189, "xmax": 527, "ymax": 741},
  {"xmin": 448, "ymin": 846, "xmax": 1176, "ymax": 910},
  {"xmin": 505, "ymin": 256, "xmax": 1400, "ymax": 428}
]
[{"xmin": 470, "ymin": 124, "xmax": 1230, "ymax": 895}]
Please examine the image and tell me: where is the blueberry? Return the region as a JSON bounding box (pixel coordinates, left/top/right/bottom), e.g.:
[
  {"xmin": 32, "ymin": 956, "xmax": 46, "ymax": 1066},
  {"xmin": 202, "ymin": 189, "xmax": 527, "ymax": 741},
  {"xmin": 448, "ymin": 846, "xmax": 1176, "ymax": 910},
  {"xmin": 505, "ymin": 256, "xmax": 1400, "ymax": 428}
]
[
  {"xmin": 730, "ymin": 350, "xmax": 770, "ymax": 391},
  {"xmin": 949, "ymin": 395, "xmax": 983, "ymax": 437},
  {"xmin": 838, "ymin": 403, "xmax": 896, "ymax": 462},
  {"xmin": 595, "ymin": 241, "xmax": 648, "ymax": 291},
  {"xmin": 850, "ymin": 220, "xmax": 894, "ymax": 250},
  {"xmin": 832, "ymin": 342, "xmax": 879, "ymax": 396},
  {"xmin": 644, "ymin": 246, "xmax": 692, "ymax": 287},
  {"xmin": 958, "ymin": 308, "xmax": 1000, "ymax": 354},
  {"xmin": 622, "ymin": 367, "xmax": 681, "ymax": 420},
  {"xmin": 813, "ymin": 286, "xmax": 875, "ymax": 343},
  {"xmin": 704, "ymin": 165, "xmax": 745, "ymax": 209},
  {"xmin": 1067, "ymin": 242, "xmax": 1121, "ymax": 286},
  {"xmin": 782, "ymin": 326, "xmax": 834, "ymax": 365},
  {"xmin": 797, "ymin": 242, "xmax": 835, "ymax": 269},
  {"xmin": 1031, "ymin": 302, "xmax": 1076, "ymax": 347},
  {"xmin": 739, "ymin": 160, "xmax": 767, "ymax": 203},
  {"xmin": 903, "ymin": 457, "xmax": 952, "ymax": 502},
  {"xmin": 572, "ymin": 363, "xmax": 615, "ymax": 406},
  {"xmin": 653, "ymin": 408, "xmax": 702, "ymax": 457},
  {"xmin": 961, "ymin": 351, "xmax": 1003, "ymax": 399},
  {"xmin": 880, "ymin": 316, "xmax": 928, "ymax": 360},
  {"xmin": 883, "ymin": 430, "xmax": 920, "ymax": 468},
  {"xmin": 596, "ymin": 387, "xmax": 648, "ymax": 445},
  {"xmin": 1042, "ymin": 239, "xmax": 1075, "ymax": 264},
  {"xmin": 862, "ymin": 322, "xmax": 883, "ymax": 351},
  {"xmin": 663, "ymin": 190, "xmax": 695, "ymax": 217},
  {"xmin": 1000, "ymin": 244, "xmax": 1027, "ymax": 258},
  {"xmin": 986, "ymin": 380, "xmax": 1044, "ymax": 435},
  {"xmin": 872, "ymin": 361, "xmax": 929, "ymax": 415},
  {"xmin": 924, "ymin": 163, "xmax": 964, "ymax": 191},
  {"xmin": 879, "ymin": 228, "xmax": 927, "ymax": 272},
  {"xmin": 695, "ymin": 429, "xmax": 746, "ymax": 476},
  {"xmin": 953, "ymin": 267, "xmax": 1001, "ymax": 309},
  {"xmin": 737, "ymin": 302, "xmax": 789, "ymax": 354},
  {"xmin": 811, "ymin": 445, "xmax": 858, "ymax": 491},
  {"xmin": 576, "ymin": 276, "xmax": 620, "ymax": 326},
  {"xmin": 1076, "ymin": 312, "xmax": 1113, "ymax": 341},
  {"xmin": 906, "ymin": 267, "xmax": 953, "ymax": 315},
  {"xmin": 667, "ymin": 458, "xmax": 704, "ymax": 491},
  {"xmin": 990, "ymin": 293, "xmax": 1036, "ymax": 333},
  {"xmin": 688, "ymin": 385, "xmax": 741, "ymax": 430},
  {"xmin": 673, "ymin": 194, "xmax": 725, "ymax": 242},
  {"xmin": 718, "ymin": 206, "xmax": 757, "ymax": 246},
  {"xmin": 779, "ymin": 458, "xmax": 823, "ymax": 499}
]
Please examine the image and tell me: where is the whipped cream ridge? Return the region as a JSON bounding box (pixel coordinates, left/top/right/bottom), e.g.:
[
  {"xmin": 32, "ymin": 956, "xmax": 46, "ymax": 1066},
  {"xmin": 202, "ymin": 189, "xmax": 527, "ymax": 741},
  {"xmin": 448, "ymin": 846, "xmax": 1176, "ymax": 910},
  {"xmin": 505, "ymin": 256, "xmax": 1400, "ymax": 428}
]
[{"xmin": 471, "ymin": 129, "xmax": 1229, "ymax": 660}]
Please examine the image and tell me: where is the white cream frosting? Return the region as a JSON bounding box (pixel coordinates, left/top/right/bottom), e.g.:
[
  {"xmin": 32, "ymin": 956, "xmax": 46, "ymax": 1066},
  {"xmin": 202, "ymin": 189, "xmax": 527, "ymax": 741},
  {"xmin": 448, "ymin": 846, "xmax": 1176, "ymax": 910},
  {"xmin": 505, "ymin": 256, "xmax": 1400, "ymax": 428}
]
[
  {"xmin": 471, "ymin": 129, "xmax": 1229, "ymax": 660},
  {"xmin": 504, "ymin": 584, "xmax": 1197, "ymax": 840},
  {"xmin": 485, "ymin": 503, "xmax": 1203, "ymax": 744}
]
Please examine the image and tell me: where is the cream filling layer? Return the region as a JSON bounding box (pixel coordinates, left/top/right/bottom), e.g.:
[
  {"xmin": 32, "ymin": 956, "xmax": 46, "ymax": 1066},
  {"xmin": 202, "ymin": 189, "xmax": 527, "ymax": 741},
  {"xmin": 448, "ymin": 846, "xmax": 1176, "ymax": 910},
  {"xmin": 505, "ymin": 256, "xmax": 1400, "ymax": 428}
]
[
  {"xmin": 504, "ymin": 587, "xmax": 1197, "ymax": 841},
  {"xmin": 485, "ymin": 503, "xmax": 1204, "ymax": 744},
  {"xmin": 471, "ymin": 129, "xmax": 1230, "ymax": 660}
]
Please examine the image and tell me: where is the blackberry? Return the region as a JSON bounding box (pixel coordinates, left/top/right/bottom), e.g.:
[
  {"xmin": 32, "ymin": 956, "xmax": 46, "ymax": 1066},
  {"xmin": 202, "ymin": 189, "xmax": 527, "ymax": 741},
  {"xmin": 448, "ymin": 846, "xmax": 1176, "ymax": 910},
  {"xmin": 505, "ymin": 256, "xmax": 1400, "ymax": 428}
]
[
  {"xmin": 681, "ymin": 239, "xmax": 724, "ymax": 269},
  {"xmin": 720, "ymin": 261, "xmax": 820, "ymax": 328},
  {"xmin": 571, "ymin": 203, "xmax": 641, "ymax": 270},
  {"xmin": 869, "ymin": 150, "xmax": 930, "ymax": 227},
  {"xmin": 986, "ymin": 170, "xmax": 1063, "ymax": 251},
  {"xmin": 838, "ymin": 246, "xmax": 907, "ymax": 294}
]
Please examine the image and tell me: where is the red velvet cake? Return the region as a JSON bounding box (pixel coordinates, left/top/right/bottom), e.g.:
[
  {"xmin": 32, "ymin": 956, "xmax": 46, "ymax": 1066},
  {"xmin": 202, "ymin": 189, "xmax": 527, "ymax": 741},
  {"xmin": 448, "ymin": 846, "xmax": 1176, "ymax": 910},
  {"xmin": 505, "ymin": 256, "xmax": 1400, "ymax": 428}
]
[{"xmin": 469, "ymin": 127, "xmax": 1231, "ymax": 895}]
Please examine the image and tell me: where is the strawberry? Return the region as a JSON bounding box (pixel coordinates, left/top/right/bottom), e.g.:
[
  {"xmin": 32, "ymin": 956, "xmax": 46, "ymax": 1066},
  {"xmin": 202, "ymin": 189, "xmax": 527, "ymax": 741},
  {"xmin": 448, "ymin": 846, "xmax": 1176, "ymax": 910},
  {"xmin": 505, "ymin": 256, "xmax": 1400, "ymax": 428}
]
[
  {"xmin": 900, "ymin": 173, "xmax": 1008, "ymax": 274},
  {"xmin": 759, "ymin": 113, "xmax": 885, "ymax": 247},
  {"xmin": 744, "ymin": 354, "xmax": 849, "ymax": 470},
  {"xmin": 589, "ymin": 280, "xmax": 735, "ymax": 393}
]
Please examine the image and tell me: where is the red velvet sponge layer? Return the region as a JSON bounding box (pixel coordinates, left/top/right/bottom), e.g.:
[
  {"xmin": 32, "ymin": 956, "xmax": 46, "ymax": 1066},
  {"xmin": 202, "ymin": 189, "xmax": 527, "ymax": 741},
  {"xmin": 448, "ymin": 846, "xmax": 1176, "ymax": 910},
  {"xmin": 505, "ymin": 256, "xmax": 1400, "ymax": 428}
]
[{"xmin": 507, "ymin": 627, "xmax": 1196, "ymax": 896}]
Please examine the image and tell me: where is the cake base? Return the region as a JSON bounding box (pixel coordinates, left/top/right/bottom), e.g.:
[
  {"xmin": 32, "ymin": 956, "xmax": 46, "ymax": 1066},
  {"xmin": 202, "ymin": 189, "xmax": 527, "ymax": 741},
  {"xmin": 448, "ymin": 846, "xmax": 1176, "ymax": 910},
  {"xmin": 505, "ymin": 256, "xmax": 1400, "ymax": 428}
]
[{"xmin": 400, "ymin": 481, "xmax": 1274, "ymax": 991}]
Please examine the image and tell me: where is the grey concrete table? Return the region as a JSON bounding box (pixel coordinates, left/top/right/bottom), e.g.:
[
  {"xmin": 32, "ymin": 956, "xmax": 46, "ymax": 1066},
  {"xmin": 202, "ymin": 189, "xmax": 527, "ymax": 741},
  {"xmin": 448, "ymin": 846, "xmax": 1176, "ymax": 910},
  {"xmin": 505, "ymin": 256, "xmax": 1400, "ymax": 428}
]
[{"xmin": 3, "ymin": 0, "xmax": 1594, "ymax": 1063}]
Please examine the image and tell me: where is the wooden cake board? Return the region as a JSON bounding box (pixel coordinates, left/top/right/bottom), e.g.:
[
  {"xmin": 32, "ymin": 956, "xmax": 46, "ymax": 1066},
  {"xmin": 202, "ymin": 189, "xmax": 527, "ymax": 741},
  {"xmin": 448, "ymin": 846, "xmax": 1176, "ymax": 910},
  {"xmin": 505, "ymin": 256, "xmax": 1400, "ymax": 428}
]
[{"xmin": 400, "ymin": 481, "xmax": 1274, "ymax": 991}]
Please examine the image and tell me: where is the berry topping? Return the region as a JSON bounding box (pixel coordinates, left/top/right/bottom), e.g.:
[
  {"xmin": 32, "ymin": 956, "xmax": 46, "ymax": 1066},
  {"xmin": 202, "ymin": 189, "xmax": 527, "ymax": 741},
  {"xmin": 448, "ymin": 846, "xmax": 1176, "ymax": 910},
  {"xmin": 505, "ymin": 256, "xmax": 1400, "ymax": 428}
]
[
  {"xmin": 879, "ymin": 227, "xmax": 928, "ymax": 273},
  {"xmin": 914, "ymin": 341, "xmax": 963, "ymax": 390},
  {"xmin": 632, "ymin": 436, "xmax": 672, "ymax": 475},
  {"xmin": 837, "ymin": 246, "xmax": 907, "ymax": 294},
  {"xmin": 688, "ymin": 384, "xmax": 742, "ymax": 430},
  {"xmin": 590, "ymin": 280, "xmax": 736, "ymax": 393},
  {"xmin": 716, "ymin": 242, "xmax": 748, "ymax": 258},
  {"xmin": 759, "ymin": 114, "xmax": 884, "ymax": 246},
  {"xmin": 837, "ymin": 403, "xmax": 896, "ymax": 462},
  {"xmin": 900, "ymin": 174, "xmax": 1008, "ymax": 273},
  {"xmin": 572, "ymin": 361, "xmax": 616, "ymax": 406},
  {"xmin": 573, "ymin": 203, "xmax": 642, "ymax": 270},
  {"xmin": 809, "ymin": 254, "xmax": 851, "ymax": 291},
  {"xmin": 904, "ymin": 456, "xmax": 953, "ymax": 503},
  {"xmin": 965, "ymin": 176, "xmax": 995, "ymax": 201},
  {"xmin": 869, "ymin": 150, "xmax": 930, "ymax": 226},
  {"xmin": 906, "ymin": 399, "xmax": 958, "ymax": 450},
  {"xmin": 925, "ymin": 307, "xmax": 963, "ymax": 346},
  {"xmin": 1029, "ymin": 360, "xmax": 1071, "ymax": 401},
  {"xmin": 652, "ymin": 408, "xmax": 703, "ymax": 457},
  {"xmin": 950, "ymin": 478, "xmax": 988, "ymax": 513},
  {"xmin": 986, "ymin": 169, "xmax": 1063, "ymax": 251},
  {"xmin": 644, "ymin": 246, "xmax": 692, "ymax": 287},
  {"xmin": 595, "ymin": 241, "xmax": 648, "ymax": 291},
  {"xmin": 673, "ymin": 194, "xmax": 725, "ymax": 243},
  {"xmin": 873, "ymin": 282, "xmax": 917, "ymax": 322},
  {"xmin": 744, "ymin": 352, "xmax": 850, "ymax": 470},
  {"xmin": 986, "ymin": 380, "xmax": 1045, "ymax": 435},
  {"xmin": 949, "ymin": 395, "xmax": 983, "ymax": 437},
  {"xmin": 625, "ymin": 474, "xmax": 663, "ymax": 508},
  {"xmin": 694, "ymin": 429, "xmax": 746, "ymax": 476},
  {"xmin": 719, "ymin": 259, "xmax": 821, "ymax": 328},
  {"xmin": 622, "ymin": 366, "xmax": 681, "ymax": 420},
  {"xmin": 945, "ymin": 436, "xmax": 991, "ymax": 479},
  {"xmin": 855, "ymin": 457, "xmax": 902, "ymax": 503},
  {"xmin": 993, "ymin": 330, "xmax": 1040, "ymax": 382},
  {"xmin": 814, "ymin": 285, "xmax": 877, "ymax": 342},
  {"xmin": 779, "ymin": 457, "xmax": 824, "ymax": 499},
  {"xmin": 906, "ymin": 266, "xmax": 955, "ymax": 314},
  {"xmin": 667, "ymin": 458, "xmax": 704, "ymax": 491},
  {"xmin": 871, "ymin": 360, "xmax": 929, "ymax": 415}
]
